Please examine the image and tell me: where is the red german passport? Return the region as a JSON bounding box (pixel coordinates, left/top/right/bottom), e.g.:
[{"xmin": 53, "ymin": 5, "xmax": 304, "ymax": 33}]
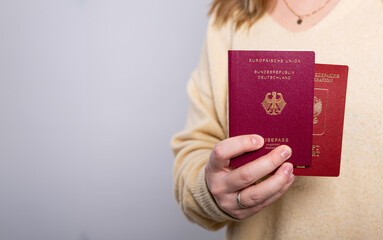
[
  {"xmin": 229, "ymin": 50, "xmax": 315, "ymax": 168},
  {"xmin": 294, "ymin": 64, "xmax": 349, "ymax": 176}
]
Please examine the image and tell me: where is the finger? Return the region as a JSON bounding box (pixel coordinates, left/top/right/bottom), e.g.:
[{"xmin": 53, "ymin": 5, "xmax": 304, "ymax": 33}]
[
  {"xmin": 233, "ymin": 173, "xmax": 295, "ymax": 219},
  {"xmin": 225, "ymin": 145, "xmax": 292, "ymax": 192},
  {"xmin": 235, "ymin": 162, "xmax": 293, "ymax": 208},
  {"xmin": 259, "ymin": 173, "xmax": 295, "ymax": 207},
  {"xmin": 208, "ymin": 135, "xmax": 264, "ymax": 172}
]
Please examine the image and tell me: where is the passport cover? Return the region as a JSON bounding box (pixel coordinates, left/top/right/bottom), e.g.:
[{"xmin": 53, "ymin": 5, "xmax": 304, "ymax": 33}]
[
  {"xmin": 229, "ymin": 50, "xmax": 315, "ymax": 168},
  {"xmin": 294, "ymin": 63, "xmax": 349, "ymax": 176}
]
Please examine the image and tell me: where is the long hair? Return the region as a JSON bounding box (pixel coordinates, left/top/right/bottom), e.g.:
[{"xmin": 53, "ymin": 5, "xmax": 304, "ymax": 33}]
[{"xmin": 208, "ymin": 0, "xmax": 272, "ymax": 30}]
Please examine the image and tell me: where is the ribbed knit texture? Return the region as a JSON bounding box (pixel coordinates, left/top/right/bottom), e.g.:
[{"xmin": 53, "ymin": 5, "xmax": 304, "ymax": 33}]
[{"xmin": 172, "ymin": 0, "xmax": 383, "ymax": 239}]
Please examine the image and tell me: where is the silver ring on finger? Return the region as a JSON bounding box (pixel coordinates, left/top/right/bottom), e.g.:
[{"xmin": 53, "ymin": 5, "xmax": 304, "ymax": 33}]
[{"xmin": 236, "ymin": 191, "xmax": 249, "ymax": 209}]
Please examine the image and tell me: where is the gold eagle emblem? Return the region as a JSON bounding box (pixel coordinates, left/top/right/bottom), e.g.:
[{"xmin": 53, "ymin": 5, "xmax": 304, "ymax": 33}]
[
  {"xmin": 313, "ymin": 96, "xmax": 322, "ymax": 124},
  {"xmin": 262, "ymin": 92, "xmax": 286, "ymax": 115}
]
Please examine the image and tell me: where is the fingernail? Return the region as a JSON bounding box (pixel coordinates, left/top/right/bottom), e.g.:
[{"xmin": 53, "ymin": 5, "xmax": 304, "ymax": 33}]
[
  {"xmin": 280, "ymin": 147, "xmax": 292, "ymax": 160},
  {"xmin": 283, "ymin": 164, "xmax": 293, "ymax": 176},
  {"xmin": 251, "ymin": 136, "xmax": 258, "ymax": 145},
  {"xmin": 287, "ymin": 174, "xmax": 295, "ymax": 184}
]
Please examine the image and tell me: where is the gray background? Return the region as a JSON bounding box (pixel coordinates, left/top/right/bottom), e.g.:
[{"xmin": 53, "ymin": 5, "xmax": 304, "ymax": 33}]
[{"xmin": 0, "ymin": 0, "xmax": 225, "ymax": 239}]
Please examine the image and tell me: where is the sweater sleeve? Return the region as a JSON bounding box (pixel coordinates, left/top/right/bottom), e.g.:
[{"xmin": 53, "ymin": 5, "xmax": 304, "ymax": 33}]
[{"xmin": 171, "ymin": 16, "xmax": 237, "ymax": 230}]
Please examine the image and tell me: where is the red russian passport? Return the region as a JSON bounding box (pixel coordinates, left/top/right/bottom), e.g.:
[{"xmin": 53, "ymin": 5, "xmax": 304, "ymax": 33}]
[
  {"xmin": 229, "ymin": 50, "xmax": 315, "ymax": 168},
  {"xmin": 294, "ymin": 64, "xmax": 349, "ymax": 176}
]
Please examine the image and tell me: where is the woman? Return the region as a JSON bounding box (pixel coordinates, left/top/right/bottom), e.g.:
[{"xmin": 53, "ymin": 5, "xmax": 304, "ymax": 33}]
[{"xmin": 172, "ymin": 0, "xmax": 383, "ymax": 239}]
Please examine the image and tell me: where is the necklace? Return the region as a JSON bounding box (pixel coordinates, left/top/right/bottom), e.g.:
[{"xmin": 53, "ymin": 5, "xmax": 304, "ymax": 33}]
[{"xmin": 283, "ymin": 0, "xmax": 332, "ymax": 25}]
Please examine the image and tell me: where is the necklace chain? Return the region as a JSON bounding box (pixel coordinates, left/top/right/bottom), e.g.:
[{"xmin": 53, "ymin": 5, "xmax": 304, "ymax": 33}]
[{"xmin": 283, "ymin": 0, "xmax": 332, "ymax": 24}]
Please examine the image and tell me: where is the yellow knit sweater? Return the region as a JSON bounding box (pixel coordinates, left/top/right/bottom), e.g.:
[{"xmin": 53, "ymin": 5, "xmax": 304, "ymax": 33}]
[{"xmin": 172, "ymin": 0, "xmax": 383, "ymax": 239}]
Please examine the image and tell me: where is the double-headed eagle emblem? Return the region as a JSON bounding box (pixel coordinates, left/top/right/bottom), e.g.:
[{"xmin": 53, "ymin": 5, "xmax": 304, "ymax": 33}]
[
  {"xmin": 262, "ymin": 92, "xmax": 286, "ymax": 115},
  {"xmin": 313, "ymin": 96, "xmax": 322, "ymax": 124}
]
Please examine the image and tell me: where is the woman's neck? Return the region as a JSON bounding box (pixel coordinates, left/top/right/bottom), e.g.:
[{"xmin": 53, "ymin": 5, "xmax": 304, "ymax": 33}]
[{"xmin": 267, "ymin": 0, "xmax": 340, "ymax": 32}]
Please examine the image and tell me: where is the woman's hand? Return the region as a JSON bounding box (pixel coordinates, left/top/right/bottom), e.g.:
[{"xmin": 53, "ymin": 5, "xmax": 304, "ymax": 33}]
[{"xmin": 205, "ymin": 135, "xmax": 294, "ymax": 220}]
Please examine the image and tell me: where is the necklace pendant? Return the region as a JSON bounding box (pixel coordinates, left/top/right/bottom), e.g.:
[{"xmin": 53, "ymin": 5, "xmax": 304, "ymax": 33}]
[{"xmin": 297, "ymin": 18, "xmax": 303, "ymax": 24}]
